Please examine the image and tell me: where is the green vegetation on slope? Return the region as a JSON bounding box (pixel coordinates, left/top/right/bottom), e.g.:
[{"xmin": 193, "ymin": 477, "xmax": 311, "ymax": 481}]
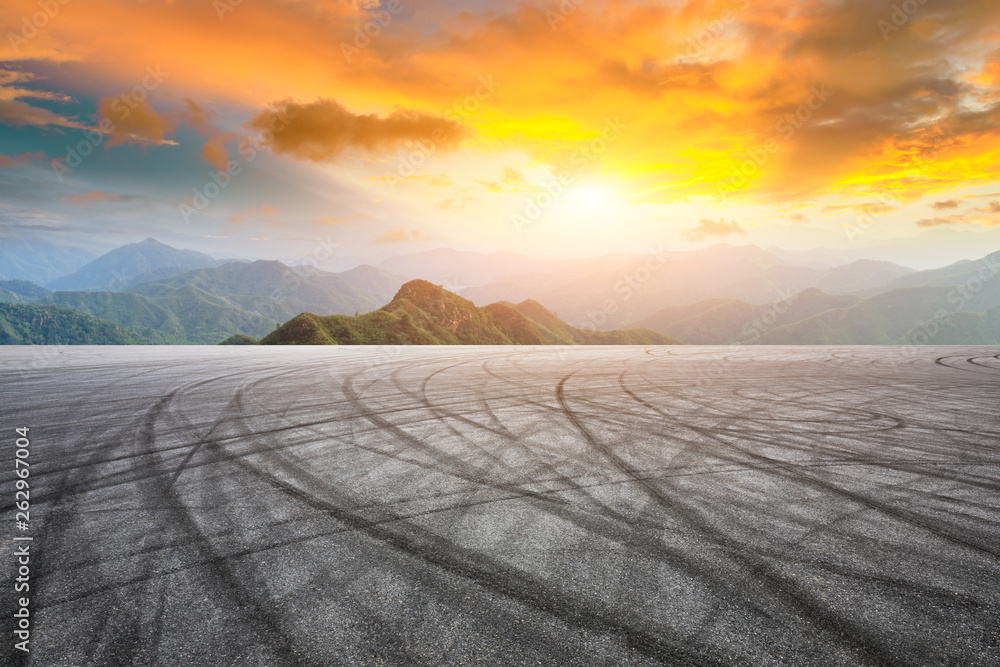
[
  {"xmin": 43, "ymin": 290, "xmax": 187, "ymax": 344},
  {"xmin": 0, "ymin": 280, "xmax": 50, "ymax": 302},
  {"xmin": 219, "ymin": 334, "xmax": 258, "ymax": 345},
  {"xmin": 36, "ymin": 286, "xmax": 280, "ymax": 344},
  {"xmin": 138, "ymin": 284, "xmax": 276, "ymax": 343},
  {"xmin": 261, "ymin": 280, "xmax": 680, "ymax": 346},
  {"xmin": 0, "ymin": 303, "xmax": 152, "ymax": 344}
]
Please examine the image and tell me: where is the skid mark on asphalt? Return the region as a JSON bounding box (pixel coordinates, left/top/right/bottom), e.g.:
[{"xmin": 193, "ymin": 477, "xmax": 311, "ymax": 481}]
[{"xmin": 6, "ymin": 346, "xmax": 1000, "ymax": 666}]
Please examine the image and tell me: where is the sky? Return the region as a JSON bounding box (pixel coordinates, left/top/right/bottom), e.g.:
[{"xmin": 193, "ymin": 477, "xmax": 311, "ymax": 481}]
[{"xmin": 2, "ymin": 0, "xmax": 1000, "ymax": 268}]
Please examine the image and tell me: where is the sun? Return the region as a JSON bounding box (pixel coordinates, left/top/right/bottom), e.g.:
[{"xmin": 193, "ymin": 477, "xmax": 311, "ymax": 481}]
[{"xmin": 568, "ymin": 184, "xmax": 614, "ymax": 207}]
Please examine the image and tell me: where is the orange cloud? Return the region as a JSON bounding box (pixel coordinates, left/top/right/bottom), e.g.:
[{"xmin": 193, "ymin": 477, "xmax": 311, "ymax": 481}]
[
  {"xmin": 249, "ymin": 98, "xmax": 469, "ymax": 162},
  {"xmin": 372, "ymin": 226, "xmax": 432, "ymax": 244},
  {"xmin": 312, "ymin": 215, "xmax": 348, "ymax": 226},
  {"xmin": 915, "ymin": 216, "xmax": 968, "ymax": 228},
  {"xmin": 0, "ymin": 151, "xmax": 43, "ymax": 169},
  {"xmin": 915, "ymin": 200, "xmax": 1000, "ymax": 227},
  {"xmin": 174, "ymin": 99, "xmax": 239, "ymax": 169},
  {"xmin": 201, "ymin": 138, "xmax": 231, "ymax": 171},
  {"xmin": 0, "ymin": 69, "xmax": 85, "ymax": 130},
  {"xmin": 683, "ymin": 218, "xmax": 745, "ymax": 240},
  {"xmin": 96, "ymin": 94, "xmax": 176, "ymax": 147},
  {"xmin": 3, "ymin": 0, "xmax": 1000, "ymax": 218},
  {"xmin": 63, "ymin": 190, "xmax": 121, "ymax": 205},
  {"xmin": 230, "ymin": 204, "xmax": 281, "ymax": 225}
]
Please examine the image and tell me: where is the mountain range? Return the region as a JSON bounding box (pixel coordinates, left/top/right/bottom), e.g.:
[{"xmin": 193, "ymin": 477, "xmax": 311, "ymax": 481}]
[
  {"xmin": 457, "ymin": 245, "xmax": 918, "ymax": 329},
  {"xmin": 0, "ymin": 233, "xmax": 94, "ymax": 285},
  {"xmin": 0, "ymin": 239, "xmax": 409, "ymax": 344},
  {"xmin": 261, "ymin": 280, "xmax": 678, "ymax": 346},
  {"xmin": 0, "ymin": 237, "xmax": 997, "ymax": 345},
  {"xmin": 46, "ymin": 238, "xmax": 224, "ymax": 292},
  {"xmin": 630, "ymin": 251, "xmax": 1000, "ymax": 344}
]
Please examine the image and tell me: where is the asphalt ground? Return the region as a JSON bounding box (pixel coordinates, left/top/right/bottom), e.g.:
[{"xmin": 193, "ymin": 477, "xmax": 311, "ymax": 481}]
[{"xmin": 1, "ymin": 345, "xmax": 998, "ymax": 665}]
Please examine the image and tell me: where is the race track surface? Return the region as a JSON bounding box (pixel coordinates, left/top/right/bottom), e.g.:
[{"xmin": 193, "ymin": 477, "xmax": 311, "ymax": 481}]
[{"xmin": 1, "ymin": 345, "xmax": 999, "ymax": 665}]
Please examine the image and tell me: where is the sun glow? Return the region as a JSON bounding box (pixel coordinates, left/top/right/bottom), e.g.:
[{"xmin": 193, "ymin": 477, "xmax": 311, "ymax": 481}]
[{"xmin": 568, "ymin": 185, "xmax": 615, "ymax": 208}]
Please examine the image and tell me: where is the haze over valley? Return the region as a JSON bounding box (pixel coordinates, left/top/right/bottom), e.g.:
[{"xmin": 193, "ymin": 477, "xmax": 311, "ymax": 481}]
[{"xmin": 1, "ymin": 236, "xmax": 998, "ymax": 346}]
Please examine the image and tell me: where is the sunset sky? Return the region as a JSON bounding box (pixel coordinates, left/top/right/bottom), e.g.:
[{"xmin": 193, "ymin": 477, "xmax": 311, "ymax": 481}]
[{"xmin": 2, "ymin": 0, "xmax": 1000, "ymax": 266}]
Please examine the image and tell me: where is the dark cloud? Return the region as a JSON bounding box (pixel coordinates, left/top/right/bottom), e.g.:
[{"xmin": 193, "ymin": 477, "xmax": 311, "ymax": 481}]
[
  {"xmin": 915, "ymin": 216, "xmax": 966, "ymax": 227},
  {"xmin": 250, "ymin": 98, "xmax": 469, "ymax": 162}
]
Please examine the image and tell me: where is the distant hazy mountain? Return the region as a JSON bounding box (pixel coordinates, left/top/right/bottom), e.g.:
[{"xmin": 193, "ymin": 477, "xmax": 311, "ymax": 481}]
[
  {"xmin": 261, "ymin": 280, "xmax": 679, "ymax": 345},
  {"xmin": 635, "ymin": 288, "xmax": 862, "ymax": 344},
  {"xmin": 634, "ymin": 262, "xmax": 1000, "ymax": 345},
  {"xmin": 4, "ymin": 257, "xmax": 408, "ymax": 344},
  {"xmin": 133, "ymin": 259, "xmax": 386, "ymax": 318},
  {"xmin": 762, "ymin": 246, "xmax": 845, "ymax": 269},
  {"xmin": 463, "ymin": 244, "xmax": 909, "ymax": 329},
  {"xmin": 378, "ymin": 248, "xmax": 542, "ymax": 285},
  {"xmin": 48, "ymin": 238, "xmax": 222, "ymax": 292},
  {"xmin": 0, "ymin": 280, "xmax": 50, "ymax": 304},
  {"xmin": 856, "ymin": 250, "xmax": 1000, "ymax": 296},
  {"xmin": 765, "ymin": 229, "xmax": 1000, "ymax": 270},
  {"xmin": 757, "ymin": 280, "xmax": 1000, "ymax": 344},
  {"xmin": 463, "ymin": 245, "xmax": 817, "ymax": 329},
  {"xmin": 0, "ymin": 234, "xmax": 94, "ymax": 285},
  {"xmin": 332, "ymin": 264, "xmax": 408, "ymax": 303},
  {"xmin": 0, "ymin": 303, "xmax": 152, "ymax": 344},
  {"xmin": 5, "ymin": 239, "xmax": 997, "ymax": 346},
  {"xmin": 810, "ymin": 260, "xmax": 914, "ymax": 295},
  {"xmin": 832, "ymin": 228, "xmax": 1000, "ymax": 270}
]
